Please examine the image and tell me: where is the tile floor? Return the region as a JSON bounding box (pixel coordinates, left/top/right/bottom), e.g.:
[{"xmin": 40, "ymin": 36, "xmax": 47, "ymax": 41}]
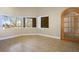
[{"xmin": 0, "ymin": 35, "xmax": 79, "ymax": 52}]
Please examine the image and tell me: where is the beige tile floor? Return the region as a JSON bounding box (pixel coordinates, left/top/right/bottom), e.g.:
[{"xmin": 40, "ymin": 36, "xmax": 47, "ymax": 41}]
[{"xmin": 0, "ymin": 35, "xmax": 79, "ymax": 52}]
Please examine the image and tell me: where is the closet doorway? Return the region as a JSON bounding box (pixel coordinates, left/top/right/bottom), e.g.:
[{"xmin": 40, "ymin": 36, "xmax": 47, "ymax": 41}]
[{"xmin": 61, "ymin": 8, "xmax": 79, "ymax": 42}]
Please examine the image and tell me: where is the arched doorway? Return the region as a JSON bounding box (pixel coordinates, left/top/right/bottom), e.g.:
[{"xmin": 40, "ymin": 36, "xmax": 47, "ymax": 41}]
[{"xmin": 61, "ymin": 8, "xmax": 79, "ymax": 42}]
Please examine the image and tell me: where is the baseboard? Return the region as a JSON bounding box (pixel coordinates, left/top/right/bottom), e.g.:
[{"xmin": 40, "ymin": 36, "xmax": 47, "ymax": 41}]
[
  {"xmin": 37, "ymin": 34, "xmax": 60, "ymax": 39},
  {"xmin": 0, "ymin": 34, "xmax": 60, "ymax": 40},
  {"xmin": 0, "ymin": 34, "xmax": 37, "ymax": 40}
]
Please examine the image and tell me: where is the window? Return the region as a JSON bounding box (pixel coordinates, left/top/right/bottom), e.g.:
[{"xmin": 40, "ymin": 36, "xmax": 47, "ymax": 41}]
[
  {"xmin": 32, "ymin": 18, "xmax": 36, "ymax": 27},
  {"xmin": 26, "ymin": 18, "xmax": 33, "ymax": 27},
  {"xmin": 0, "ymin": 15, "xmax": 37, "ymax": 29},
  {"xmin": 26, "ymin": 17, "xmax": 36, "ymax": 28},
  {"xmin": 1, "ymin": 16, "xmax": 23, "ymax": 29},
  {"xmin": 41, "ymin": 16, "xmax": 49, "ymax": 28}
]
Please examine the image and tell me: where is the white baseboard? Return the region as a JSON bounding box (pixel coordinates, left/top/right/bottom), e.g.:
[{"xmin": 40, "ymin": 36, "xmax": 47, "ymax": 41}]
[
  {"xmin": 0, "ymin": 34, "xmax": 60, "ymax": 40},
  {"xmin": 37, "ymin": 34, "xmax": 60, "ymax": 39},
  {"xmin": 0, "ymin": 34, "xmax": 37, "ymax": 40}
]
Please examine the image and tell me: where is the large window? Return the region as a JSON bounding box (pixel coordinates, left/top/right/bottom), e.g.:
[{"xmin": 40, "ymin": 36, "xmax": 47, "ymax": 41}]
[
  {"xmin": 0, "ymin": 15, "xmax": 37, "ymax": 29},
  {"xmin": 0, "ymin": 15, "xmax": 49, "ymax": 30},
  {"xmin": 2, "ymin": 16, "xmax": 23, "ymax": 29}
]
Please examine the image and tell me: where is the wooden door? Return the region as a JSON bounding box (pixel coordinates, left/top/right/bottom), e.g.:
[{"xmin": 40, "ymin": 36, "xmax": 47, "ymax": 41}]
[{"xmin": 61, "ymin": 8, "xmax": 79, "ymax": 42}]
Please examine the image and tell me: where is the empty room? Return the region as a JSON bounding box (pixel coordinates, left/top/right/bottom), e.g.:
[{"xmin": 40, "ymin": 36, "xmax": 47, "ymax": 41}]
[{"xmin": 0, "ymin": 7, "xmax": 79, "ymax": 52}]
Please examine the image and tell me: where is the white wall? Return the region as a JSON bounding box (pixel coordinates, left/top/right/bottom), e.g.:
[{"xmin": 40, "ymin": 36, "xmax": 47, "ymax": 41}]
[
  {"xmin": 0, "ymin": 7, "xmax": 37, "ymax": 16},
  {"xmin": 36, "ymin": 7, "xmax": 67, "ymax": 38},
  {"xmin": 0, "ymin": 7, "xmax": 67, "ymax": 40}
]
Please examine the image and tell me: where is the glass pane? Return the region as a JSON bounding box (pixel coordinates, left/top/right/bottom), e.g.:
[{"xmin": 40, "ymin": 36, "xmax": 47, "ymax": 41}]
[
  {"xmin": 2, "ymin": 16, "xmax": 11, "ymax": 29},
  {"xmin": 26, "ymin": 18, "xmax": 32, "ymax": 27},
  {"xmin": 41, "ymin": 17, "xmax": 49, "ymax": 28},
  {"xmin": 64, "ymin": 18, "xmax": 69, "ymax": 22},
  {"xmin": 15, "ymin": 17, "xmax": 23, "ymax": 27},
  {"xmin": 64, "ymin": 28, "xmax": 68, "ymax": 32},
  {"xmin": 11, "ymin": 17, "xmax": 16, "ymax": 27},
  {"xmin": 68, "ymin": 28, "xmax": 72, "ymax": 32},
  {"xmin": 64, "ymin": 23, "xmax": 69, "ymax": 27}
]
